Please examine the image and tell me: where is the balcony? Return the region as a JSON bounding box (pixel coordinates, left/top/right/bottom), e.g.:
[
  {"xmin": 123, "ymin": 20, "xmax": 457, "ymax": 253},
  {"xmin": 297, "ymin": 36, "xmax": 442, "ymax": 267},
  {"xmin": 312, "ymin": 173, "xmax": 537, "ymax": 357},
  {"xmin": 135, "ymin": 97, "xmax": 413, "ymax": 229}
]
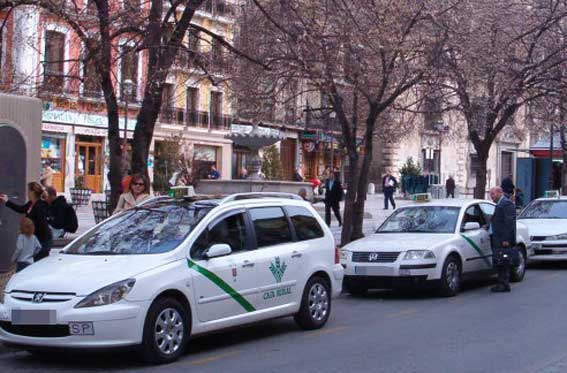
[
  {"xmin": 40, "ymin": 75, "xmax": 65, "ymax": 95},
  {"xmin": 202, "ymin": 0, "xmax": 236, "ymax": 18},
  {"xmin": 210, "ymin": 114, "xmax": 232, "ymax": 130}
]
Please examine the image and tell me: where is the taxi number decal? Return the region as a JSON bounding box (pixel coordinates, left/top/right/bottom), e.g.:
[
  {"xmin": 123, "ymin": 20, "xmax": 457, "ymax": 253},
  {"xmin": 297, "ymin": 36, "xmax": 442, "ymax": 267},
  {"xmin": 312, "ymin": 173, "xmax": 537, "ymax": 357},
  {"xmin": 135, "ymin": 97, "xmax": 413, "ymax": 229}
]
[
  {"xmin": 187, "ymin": 259, "xmax": 256, "ymax": 312},
  {"xmin": 263, "ymin": 286, "xmax": 292, "ymax": 300}
]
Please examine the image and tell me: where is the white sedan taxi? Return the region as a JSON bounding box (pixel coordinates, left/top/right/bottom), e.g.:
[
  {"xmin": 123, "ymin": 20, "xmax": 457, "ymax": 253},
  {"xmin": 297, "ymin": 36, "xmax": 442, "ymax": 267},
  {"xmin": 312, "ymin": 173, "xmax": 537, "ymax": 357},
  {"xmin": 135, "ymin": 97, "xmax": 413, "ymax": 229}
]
[
  {"xmin": 340, "ymin": 199, "xmax": 531, "ymax": 296},
  {"xmin": 518, "ymin": 196, "xmax": 567, "ymax": 261},
  {"xmin": 0, "ymin": 193, "xmax": 343, "ymax": 364}
]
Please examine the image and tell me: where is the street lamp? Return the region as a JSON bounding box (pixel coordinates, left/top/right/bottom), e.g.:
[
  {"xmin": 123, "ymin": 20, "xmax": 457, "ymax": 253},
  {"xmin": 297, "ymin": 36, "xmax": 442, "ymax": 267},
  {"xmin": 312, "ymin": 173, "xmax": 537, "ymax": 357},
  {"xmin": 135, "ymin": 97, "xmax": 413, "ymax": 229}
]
[{"xmin": 122, "ymin": 79, "xmax": 134, "ymax": 172}]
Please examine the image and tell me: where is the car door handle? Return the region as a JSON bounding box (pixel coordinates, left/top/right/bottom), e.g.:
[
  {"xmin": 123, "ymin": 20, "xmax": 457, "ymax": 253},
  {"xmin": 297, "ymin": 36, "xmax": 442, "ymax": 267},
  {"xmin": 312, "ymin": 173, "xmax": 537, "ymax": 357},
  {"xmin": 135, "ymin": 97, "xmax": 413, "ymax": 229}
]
[
  {"xmin": 242, "ymin": 261, "xmax": 255, "ymax": 268},
  {"xmin": 292, "ymin": 251, "xmax": 303, "ymax": 258}
]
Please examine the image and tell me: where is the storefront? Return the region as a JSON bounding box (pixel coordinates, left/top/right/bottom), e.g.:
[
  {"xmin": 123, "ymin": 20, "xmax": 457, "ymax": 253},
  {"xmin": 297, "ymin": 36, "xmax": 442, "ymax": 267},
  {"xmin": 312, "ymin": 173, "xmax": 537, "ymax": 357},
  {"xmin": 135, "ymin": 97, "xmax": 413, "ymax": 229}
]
[
  {"xmin": 193, "ymin": 144, "xmax": 220, "ymax": 179},
  {"xmin": 41, "ymin": 133, "xmax": 66, "ymax": 192},
  {"xmin": 75, "ymin": 134, "xmax": 105, "ymax": 193}
]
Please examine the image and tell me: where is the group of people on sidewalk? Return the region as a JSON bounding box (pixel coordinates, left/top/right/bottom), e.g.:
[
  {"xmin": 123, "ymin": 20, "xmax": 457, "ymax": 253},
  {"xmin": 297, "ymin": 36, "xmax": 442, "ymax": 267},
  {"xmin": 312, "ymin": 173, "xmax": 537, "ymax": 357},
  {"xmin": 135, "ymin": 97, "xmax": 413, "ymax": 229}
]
[{"xmin": 0, "ymin": 163, "xmax": 78, "ymax": 272}]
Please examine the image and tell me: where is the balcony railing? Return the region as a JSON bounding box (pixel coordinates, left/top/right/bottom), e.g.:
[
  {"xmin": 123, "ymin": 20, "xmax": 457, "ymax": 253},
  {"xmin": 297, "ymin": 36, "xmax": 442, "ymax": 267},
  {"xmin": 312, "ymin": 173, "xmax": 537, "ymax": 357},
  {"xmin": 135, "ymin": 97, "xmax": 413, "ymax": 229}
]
[
  {"xmin": 210, "ymin": 114, "xmax": 232, "ymax": 130},
  {"xmin": 159, "ymin": 108, "xmax": 231, "ymax": 130},
  {"xmin": 202, "ymin": 0, "xmax": 235, "ymax": 18},
  {"xmin": 41, "ymin": 75, "xmax": 65, "ymax": 94}
]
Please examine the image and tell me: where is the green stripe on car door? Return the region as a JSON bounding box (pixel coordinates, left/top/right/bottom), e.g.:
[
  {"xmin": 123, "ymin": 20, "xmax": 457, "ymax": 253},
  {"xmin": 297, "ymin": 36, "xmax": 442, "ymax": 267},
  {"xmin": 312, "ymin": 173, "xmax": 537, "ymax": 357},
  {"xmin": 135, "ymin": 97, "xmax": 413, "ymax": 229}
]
[
  {"xmin": 460, "ymin": 234, "xmax": 492, "ymax": 267},
  {"xmin": 187, "ymin": 259, "xmax": 256, "ymax": 312}
]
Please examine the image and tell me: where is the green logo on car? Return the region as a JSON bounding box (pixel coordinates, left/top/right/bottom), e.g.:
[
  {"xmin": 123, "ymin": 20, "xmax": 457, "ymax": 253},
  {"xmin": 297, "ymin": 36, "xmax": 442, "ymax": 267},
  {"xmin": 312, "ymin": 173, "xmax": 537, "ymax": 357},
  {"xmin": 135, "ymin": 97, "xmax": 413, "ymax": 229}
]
[{"xmin": 269, "ymin": 257, "xmax": 287, "ymax": 283}]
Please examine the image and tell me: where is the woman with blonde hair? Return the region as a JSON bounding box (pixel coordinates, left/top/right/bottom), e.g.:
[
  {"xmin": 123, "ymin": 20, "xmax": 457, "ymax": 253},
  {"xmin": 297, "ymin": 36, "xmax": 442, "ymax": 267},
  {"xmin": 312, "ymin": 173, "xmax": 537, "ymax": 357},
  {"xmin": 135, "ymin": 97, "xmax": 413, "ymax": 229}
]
[
  {"xmin": 0, "ymin": 182, "xmax": 52, "ymax": 260},
  {"xmin": 12, "ymin": 218, "xmax": 42, "ymax": 272},
  {"xmin": 113, "ymin": 173, "xmax": 151, "ymax": 214}
]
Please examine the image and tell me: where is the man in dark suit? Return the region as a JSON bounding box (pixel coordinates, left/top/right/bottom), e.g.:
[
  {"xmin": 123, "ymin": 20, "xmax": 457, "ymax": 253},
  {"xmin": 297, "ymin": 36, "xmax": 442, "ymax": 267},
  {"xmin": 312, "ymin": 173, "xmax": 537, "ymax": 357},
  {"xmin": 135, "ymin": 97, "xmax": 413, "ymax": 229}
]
[
  {"xmin": 324, "ymin": 172, "xmax": 343, "ymax": 227},
  {"xmin": 489, "ymin": 186, "xmax": 517, "ymax": 293},
  {"xmin": 382, "ymin": 173, "xmax": 397, "ymax": 209}
]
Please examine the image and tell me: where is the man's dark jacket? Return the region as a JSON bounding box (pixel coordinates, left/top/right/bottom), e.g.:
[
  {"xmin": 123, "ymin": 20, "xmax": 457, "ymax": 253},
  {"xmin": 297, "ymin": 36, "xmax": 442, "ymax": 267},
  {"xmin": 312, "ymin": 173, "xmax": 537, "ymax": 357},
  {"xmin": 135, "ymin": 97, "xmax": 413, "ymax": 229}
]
[
  {"xmin": 490, "ymin": 197, "xmax": 517, "ymax": 249},
  {"xmin": 48, "ymin": 196, "xmax": 69, "ymax": 230},
  {"xmin": 445, "ymin": 177, "xmax": 456, "ymax": 192},
  {"xmin": 324, "ymin": 179, "xmax": 343, "ymax": 205}
]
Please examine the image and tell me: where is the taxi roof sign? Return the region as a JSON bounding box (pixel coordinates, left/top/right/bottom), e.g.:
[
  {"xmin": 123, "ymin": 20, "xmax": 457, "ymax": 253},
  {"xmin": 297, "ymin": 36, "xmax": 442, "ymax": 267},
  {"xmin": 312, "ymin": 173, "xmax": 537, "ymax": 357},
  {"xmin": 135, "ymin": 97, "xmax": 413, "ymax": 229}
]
[
  {"xmin": 412, "ymin": 193, "xmax": 431, "ymax": 202},
  {"xmin": 544, "ymin": 190, "xmax": 560, "ymax": 198}
]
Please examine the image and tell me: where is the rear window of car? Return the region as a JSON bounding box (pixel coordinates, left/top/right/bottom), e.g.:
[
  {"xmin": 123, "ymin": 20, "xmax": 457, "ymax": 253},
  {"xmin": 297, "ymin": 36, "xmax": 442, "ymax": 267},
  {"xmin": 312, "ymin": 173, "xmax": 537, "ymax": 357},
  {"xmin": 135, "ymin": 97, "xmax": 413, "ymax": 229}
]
[
  {"xmin": 286, "ymin": 206, "xmax": 324, "ymax": 241},
  {"xmin": 249, "ymin": 207, "xmax": 293, "ymax": 248}
]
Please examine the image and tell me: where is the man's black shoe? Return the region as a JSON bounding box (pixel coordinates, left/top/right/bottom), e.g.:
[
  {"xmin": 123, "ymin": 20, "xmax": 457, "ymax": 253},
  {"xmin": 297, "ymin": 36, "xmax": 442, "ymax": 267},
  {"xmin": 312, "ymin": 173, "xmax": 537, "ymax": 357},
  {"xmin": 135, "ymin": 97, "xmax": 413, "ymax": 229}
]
[{"xmin": 491, "ymin": 285, "xmax": 511, "ymax": 293}]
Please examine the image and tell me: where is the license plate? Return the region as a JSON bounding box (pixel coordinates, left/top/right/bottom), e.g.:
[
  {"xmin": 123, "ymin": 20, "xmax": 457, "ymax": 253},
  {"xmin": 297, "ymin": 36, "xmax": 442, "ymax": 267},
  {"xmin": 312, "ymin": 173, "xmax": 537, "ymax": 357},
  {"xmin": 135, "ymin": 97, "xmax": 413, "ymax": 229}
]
[
  {"xmin": 11, "ymin": 309, "xmax": 57, "ymax": 325},
  {"xmin": 69, "ymin": 322, "xmax": 95, "ymax": 336}
]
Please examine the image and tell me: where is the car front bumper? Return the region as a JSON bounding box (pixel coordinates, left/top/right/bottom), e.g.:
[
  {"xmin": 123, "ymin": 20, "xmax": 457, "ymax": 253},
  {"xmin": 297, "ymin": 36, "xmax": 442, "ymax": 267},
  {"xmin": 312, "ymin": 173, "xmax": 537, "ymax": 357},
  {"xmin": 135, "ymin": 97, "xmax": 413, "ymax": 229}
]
[
  {"xmin": 0, "ymin": 297, "xmax": 150, "ymax": 349},
  {"xmin": 528, "ymin": 241, "xmax": 567, "ymax": 262}
]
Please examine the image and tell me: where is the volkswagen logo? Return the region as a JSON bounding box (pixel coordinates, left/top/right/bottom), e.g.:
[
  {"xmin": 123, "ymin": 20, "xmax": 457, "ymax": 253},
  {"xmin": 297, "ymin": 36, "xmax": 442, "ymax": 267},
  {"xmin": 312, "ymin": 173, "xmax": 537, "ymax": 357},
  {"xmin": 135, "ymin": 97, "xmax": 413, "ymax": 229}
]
[
  {"xmin": 368, "ymin": 253, "xmax": 380, "ymax": 262},
  {"xmin": 32, "ymin": 293, "xmax": 45, "ymax": 303}
]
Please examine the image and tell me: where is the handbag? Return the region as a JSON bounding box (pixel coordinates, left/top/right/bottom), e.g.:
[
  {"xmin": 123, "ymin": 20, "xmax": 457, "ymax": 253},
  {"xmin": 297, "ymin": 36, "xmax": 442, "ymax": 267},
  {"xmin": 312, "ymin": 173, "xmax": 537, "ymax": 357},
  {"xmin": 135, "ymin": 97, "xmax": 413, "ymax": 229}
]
[{"xmin": 493, "ymin": 246, "xmax": 520, "ymax": 267}]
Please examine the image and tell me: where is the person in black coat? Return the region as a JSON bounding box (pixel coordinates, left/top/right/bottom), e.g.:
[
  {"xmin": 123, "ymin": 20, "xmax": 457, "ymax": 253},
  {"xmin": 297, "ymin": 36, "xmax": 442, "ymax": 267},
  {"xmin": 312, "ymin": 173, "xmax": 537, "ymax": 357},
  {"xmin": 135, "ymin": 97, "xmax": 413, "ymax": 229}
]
[
  {"xmin": 500, "ymin": 175, "xmax": 515, "ymax": 198},
  {"xmin": 324, "ymin": 172, "xmax": 343, "ymax": 227},
  {"xmin": 0, "ymin": 182, "xmax": 53, "ymax": 261},
  {"xmin": 45, "ymin": 186, "xmax": 69, "ymax": 238},
  {"xmin": 382, "ymin": 173, "xmax": 397, "ymax": 209},
  {"xmin": 488, "ymin": 186, "xmax": 517, "ymax": 293},
  {"xmin": 445, "ymin": 176, "xmax": 456, "ymax": 198}
]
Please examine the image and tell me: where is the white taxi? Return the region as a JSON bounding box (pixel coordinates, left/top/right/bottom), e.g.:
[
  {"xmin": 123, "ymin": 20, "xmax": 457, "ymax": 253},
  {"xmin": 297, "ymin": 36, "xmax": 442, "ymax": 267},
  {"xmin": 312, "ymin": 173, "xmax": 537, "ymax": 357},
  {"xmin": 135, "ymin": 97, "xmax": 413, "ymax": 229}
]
[
  {"xmin": 518, "ymin": 196, "xmax": 567, "ymax": 261},
  {"xmin": 340, "ymin": 199, "xmax": 531, "ymax": 296},
  {"xmin": 0, "ymin": 193, "xmax": 343, "ymax": 364}
]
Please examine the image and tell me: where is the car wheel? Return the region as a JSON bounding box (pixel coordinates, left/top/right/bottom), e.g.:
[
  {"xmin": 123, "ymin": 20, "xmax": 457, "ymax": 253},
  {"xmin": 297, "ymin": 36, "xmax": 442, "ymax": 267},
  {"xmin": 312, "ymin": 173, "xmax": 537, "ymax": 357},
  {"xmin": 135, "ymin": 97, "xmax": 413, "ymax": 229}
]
[
  {"xmin": 140, "ymin": 297, "xmax": 190, "ymax": 364},
  {"xmin": 294, "ymin": 276, "xmax": 331, "ymax": 330},
  {"xmin": 344, "ymin": 281, "xmax": 368, "ymax": 296},
  {"xmin": 510, "ymin": 247, "xmax": 526, "ymax": 283},
  {"xmin": 438, "ymin": 255, "xmax": 461, "ymax": 297}
]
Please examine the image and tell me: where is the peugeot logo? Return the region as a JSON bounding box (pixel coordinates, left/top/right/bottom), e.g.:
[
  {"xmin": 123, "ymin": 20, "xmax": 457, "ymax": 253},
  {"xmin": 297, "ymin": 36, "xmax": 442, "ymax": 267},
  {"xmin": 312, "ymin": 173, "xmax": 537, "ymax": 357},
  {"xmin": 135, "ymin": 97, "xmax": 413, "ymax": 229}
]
[
  {"xmin": 368, "ymin": 253, "xmax": 380, "ymax": 262},
  {"xmin": 32, "ymin": 293, "xmax": 45, "ymax": 303}
]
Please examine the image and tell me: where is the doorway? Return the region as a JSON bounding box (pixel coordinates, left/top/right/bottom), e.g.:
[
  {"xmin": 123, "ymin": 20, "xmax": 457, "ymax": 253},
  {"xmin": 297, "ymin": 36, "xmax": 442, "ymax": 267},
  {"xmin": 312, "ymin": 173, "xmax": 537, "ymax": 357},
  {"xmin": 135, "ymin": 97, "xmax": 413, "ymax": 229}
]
[{"xmin": 75, "ymin": 137, "xmax": 103, "ymax": 192}]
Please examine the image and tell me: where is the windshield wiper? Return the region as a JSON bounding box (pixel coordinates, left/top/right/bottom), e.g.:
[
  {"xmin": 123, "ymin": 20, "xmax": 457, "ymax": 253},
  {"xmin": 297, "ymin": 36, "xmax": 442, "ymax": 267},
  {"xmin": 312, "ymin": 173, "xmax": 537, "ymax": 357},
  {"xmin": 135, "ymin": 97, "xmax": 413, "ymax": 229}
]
[{"xmin": 86, "ymin": 251, "xmax": 122, "ymax": 256}]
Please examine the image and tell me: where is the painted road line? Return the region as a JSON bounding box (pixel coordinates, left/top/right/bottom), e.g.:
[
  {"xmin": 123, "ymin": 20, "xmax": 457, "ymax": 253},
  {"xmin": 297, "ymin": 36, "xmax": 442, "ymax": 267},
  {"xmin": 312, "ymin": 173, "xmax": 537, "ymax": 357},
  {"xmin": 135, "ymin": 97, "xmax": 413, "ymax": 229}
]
[
  {"xmin": 189, "ymin": 350, "xmax": 241, "ymax": 366},
  {"xmin": 305, "ymin": 326, "xmax": 347, "ymax": 337},
  {"xmin": 187, "ymin": 259, "xmax": 256, "ymax": 312}
]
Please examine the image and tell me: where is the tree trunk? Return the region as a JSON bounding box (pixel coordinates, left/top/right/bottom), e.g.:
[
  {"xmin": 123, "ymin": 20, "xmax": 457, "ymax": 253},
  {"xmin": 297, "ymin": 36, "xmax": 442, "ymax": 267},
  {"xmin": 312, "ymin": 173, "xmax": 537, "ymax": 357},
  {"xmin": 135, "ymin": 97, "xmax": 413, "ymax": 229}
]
[
  {"xmin": 131, "ymin": 90, "xmax": 162, "ymax": 177},
  {"xmin": 561, "ymin": 126, "xmax": 567, "ymax": 195},
  {"xmin": 473, "ymin": 150, "xmax": 489, "ymax": 199},
  {"xmin": 351, "ymin": 127, "xmax": 375, "ymax": 240},
  {"xmin": 340, "ymin": 149, "xmax": 360, "ymax": 246}
]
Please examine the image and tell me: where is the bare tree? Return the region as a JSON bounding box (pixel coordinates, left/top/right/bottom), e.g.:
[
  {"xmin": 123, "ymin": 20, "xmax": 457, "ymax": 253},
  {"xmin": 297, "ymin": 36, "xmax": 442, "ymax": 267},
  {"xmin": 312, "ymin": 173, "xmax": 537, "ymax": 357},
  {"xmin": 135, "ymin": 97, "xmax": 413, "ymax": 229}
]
[
  {"xmin": 235, "ymin": 0, "xmax": 444, "ymax": 245},
  {"xmin": 437, "ymin": 0, "xmax": 567, "ymax": 198}
]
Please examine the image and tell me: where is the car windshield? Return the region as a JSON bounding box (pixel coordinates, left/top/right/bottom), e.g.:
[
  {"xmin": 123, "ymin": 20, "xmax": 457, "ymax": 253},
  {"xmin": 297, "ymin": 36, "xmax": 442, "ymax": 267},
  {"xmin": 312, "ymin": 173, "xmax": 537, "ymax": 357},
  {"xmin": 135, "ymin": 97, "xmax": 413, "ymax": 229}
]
[
  {"xmin": 64, "ymin": 203, "xmax": 211, "ymax": 255},
  {"xmin": 377, "ymin": 206, "xmax": 460, "ymax": 234},
  {"xmin": 519, "ymin": 200, "xmax": 567, "ymax": 219}
]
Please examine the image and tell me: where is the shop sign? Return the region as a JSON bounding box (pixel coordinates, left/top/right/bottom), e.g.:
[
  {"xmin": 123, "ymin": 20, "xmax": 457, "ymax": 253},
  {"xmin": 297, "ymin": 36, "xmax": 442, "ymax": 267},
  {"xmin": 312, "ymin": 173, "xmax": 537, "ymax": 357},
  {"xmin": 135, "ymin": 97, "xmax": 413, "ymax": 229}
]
[
  {"xmin": 231, "ymin": 124, "xmax": 280, "ymax": 138},
  {"xmin": 299, "ymin": 132, "xmax": 317, "ymax": 140},
  {"xmin": 74, "ymin": 126, "xmax": 107, "ymax": 137},
  {"xmin": 41, "ymin": 122, "xmax": 70, "ymax": 134},
  {"xmin": 43, "ymin": 109, "xmax": 137, "ymax": 131}
]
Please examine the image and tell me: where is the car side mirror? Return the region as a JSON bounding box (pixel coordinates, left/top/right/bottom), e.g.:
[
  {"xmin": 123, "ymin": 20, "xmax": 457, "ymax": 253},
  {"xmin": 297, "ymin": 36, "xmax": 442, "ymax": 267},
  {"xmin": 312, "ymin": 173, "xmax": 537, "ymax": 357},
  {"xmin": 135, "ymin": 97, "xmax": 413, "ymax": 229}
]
[
  {"xmin": 462, "ymin": 222, "xmax": 481, "ymax": 231},
  {"xmin": 204, "ymin": 244, "xmax": 232, "ymax": 259}
]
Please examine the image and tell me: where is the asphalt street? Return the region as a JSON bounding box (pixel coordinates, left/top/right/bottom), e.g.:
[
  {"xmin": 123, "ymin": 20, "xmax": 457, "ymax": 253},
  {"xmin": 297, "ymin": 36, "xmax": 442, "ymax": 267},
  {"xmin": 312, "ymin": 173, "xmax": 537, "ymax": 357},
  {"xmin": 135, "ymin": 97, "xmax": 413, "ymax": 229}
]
[{"xmin": 2, "ymin": 262, "xmax": 567, "ymax": 372}]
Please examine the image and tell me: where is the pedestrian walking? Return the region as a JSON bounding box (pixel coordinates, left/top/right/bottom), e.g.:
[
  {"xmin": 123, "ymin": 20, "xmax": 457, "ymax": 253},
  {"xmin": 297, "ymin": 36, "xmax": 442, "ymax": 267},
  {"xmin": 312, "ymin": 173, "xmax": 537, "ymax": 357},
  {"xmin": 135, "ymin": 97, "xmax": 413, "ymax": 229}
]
[
  {"xmin": 0, "ymin": 182, "xmax": 53, "ymax": 261},
  {"xmin": 113, "ymin": 173, "xmax": 151, "ymax": 214},
  {"xmin": 45, "ymin": 187, "xmax": 78, "ymax": 238},
  {"xmin": 488, "ymin": 186, "xmax": 517, "ymax": 293},
  {"xmin": 40, "ymin": 161, "xmax": 54, "ymax": 188},
  {"xmin": 11, "ymin": 218, "xmax": 42, "ymax": 272},
  {"xmin": 501, "ymin": 175, "xmax": 515, "ymax": 198},
  {"xmin": 382, "ymin": 172, "xmax": 397, "ymax": 210},
  {"xmin": 445, "ymin": 175, "xmax": 456, "ymax": 198},
  {"xmin": 324, "ymin": 172, "xmax": 343, "ymax": 227}
]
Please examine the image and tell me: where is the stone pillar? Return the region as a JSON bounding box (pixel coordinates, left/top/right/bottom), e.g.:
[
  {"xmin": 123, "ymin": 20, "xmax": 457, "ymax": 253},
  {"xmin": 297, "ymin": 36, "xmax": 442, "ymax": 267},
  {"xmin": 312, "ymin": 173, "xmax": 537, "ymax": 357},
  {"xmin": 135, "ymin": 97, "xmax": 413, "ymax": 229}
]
[{"xmin": 12, "ymin": 7, "xmax": 40, "ymax": 94}]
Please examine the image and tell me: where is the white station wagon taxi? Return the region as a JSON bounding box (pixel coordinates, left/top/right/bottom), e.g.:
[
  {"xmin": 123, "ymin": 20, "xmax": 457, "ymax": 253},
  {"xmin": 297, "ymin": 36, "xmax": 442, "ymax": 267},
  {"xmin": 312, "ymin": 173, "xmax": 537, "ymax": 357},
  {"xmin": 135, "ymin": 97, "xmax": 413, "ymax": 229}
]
[
  {"xmin": 340, "ymin": 199, "xmax": 531, "ymax": 296},
  {"xmin": 518, "ymin": 196, "xmax": 567, "ymax": 261},
  {"xmin": 0, "ymin": 193, "xmax": 343, "ymax": 364}
]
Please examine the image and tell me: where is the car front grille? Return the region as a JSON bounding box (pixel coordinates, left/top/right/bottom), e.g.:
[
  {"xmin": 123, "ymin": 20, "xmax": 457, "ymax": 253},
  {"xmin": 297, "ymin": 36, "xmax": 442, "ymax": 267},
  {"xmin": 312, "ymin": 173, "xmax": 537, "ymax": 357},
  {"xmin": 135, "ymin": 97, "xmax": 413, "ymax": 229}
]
[
  {"xmin": 352, "ymin": 251, "xmax": 401, "ymax": 263},
  {"xmin": 9, "ymin": 290, "xmax": 76, "ymax": 303},
  {"xmin": 0, "ymin": 321, "xmax": 70, "ymax": 338},
  {"xmin": 531, "ymin": 236, "xmax": 546, "ymax": 241}
]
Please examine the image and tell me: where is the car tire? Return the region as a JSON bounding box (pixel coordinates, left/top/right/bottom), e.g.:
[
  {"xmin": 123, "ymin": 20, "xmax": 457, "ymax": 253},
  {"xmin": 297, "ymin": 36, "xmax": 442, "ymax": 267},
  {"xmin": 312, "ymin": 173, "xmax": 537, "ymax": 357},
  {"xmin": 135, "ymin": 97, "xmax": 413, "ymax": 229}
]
[
  {"xmin": 294, "ymin": 276, "xmax": 331, "ymax": 330},
  {"xmin": 438, "ymin": 255, "xmax": 461, "ymax": 297},
  {"xmin": 344, "ymin": 282, "xmax": 368, "ymax": 296},
  {"xmin": 510, "ymin": 247, "xmax": 526, "ymax": 283},
  {"xmin": 140, "ymin": 297, "xmax": 191, "ymax": 364}
]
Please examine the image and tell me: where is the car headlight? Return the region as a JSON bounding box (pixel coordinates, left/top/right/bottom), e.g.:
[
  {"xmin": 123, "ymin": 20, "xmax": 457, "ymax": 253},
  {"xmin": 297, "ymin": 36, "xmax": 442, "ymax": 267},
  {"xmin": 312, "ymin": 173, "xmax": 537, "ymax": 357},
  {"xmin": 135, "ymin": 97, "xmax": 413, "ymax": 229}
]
[
  {"xmin": 547, "ymin": 234, "xmax": 567, "ymax": 241},
  {"xmin": 75, "ymin": 279, "xmax": 136, "ymax": 308},
  {"xmin": 403, "ymin": 250, "xmax": 436, "ymax": 260},
  {"xmin": 340, "ymin": 249, "xmax": 349, "ymax": 260}
]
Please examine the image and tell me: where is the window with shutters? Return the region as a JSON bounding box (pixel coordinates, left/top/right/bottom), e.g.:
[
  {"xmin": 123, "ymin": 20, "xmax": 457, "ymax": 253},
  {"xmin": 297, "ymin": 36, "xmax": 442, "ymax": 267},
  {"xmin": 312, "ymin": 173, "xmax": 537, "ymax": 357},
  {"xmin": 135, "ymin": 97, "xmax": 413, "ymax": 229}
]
[
  {"xmin": 82, "ymin": 40, "xmax": 101, "ymax": 98},
  {"xmin": 210, "ymin": 91, "xmax": 223, "ymax": 128},
  {"xmin": 186, "ymin": 87, "xmax": 199, "ymax": 126},
  {"xmin": 120, "ymin": 46, "xmax": 138, "ymax": 101},
  {"xmin": 43, "ymin": 31, "xmax": 65, "ymax": 92},
  {"xmin": 160, "ymin": 83, "xmax": 174, "ymax": 122}
]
